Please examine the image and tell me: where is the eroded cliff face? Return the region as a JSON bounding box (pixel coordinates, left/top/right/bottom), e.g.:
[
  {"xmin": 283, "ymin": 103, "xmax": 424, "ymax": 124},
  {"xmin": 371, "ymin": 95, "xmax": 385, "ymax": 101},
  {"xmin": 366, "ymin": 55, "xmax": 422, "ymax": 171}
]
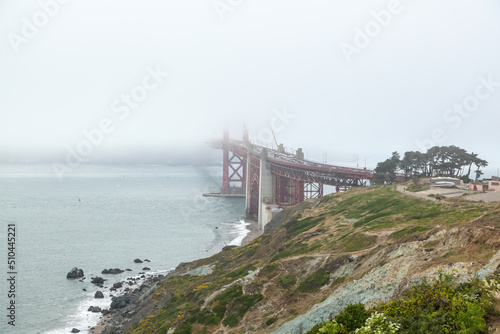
[{"xmin": 103, "ymin": 186, "xmax": 500, "ymax": 334}]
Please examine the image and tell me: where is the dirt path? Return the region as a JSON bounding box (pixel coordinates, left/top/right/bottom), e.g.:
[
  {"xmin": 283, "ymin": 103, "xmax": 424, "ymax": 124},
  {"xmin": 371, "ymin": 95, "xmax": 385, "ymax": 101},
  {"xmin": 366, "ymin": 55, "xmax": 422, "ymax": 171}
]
[
  {"xmin": 395, "ymin": 185, "xmax": 471, "ymax": 201},
  {"xmin": 396, "ymin": 185, "xmax": 438, "ymax": 201},
  {"xmin": 279, "ymin": 228, "xmax": 394, "ymax": 263}
]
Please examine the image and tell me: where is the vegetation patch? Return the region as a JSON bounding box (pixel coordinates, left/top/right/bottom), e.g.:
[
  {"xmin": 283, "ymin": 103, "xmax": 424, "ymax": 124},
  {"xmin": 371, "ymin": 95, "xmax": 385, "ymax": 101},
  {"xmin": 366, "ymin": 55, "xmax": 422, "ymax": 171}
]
[
  {"xmin": 307, "ymin": 272, "xmax": 500, "ymax": 334},
  {"xmin": 285, "ymin": 215, "xmax": 325, "ymax": 235},
  {"xmin": 272, "ymin": 241, "xmax": 322, "ymax": 261},
  {"xmin": 258, "ymin": 263, "xmax": 280, "ymax": 280},
  {"xmin": 224, "ymin": 264, "xmax": 256, "ymax": 280},
  {"xmin": 342, "ymin": 233, "xmax": 376, "ymax": 252},
  {"xmin": 265, "ymin": 317, "xmax": 278, "ymax": 326},
  {"xmin": 390, "ymin": 226, "xmax": 432, "ymax": 239},
  {"xmin": 221, "ymin": 290, "xmax": 263, "ymax": 327},
  {"xmin": 306, "ymin": 303, "xmax": 371, "ymax": 334},
  {"xmin": 278, "ymin": 274, "xmax": 297, "ymax": 289},
  {"xmin": 297, "ymin": 267, "xmax": 330, "ymax": 293},
  {"xmin": 329, "ymin": 188, "xmax": 446, "ymax": 229}
]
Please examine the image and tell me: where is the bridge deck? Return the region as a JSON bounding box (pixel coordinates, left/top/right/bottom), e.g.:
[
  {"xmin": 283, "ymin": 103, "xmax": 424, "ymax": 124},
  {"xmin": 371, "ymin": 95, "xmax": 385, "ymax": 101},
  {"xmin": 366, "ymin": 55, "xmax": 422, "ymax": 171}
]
[{"xmin": 214, "ymin": 139, "xmax": 373, "ymax": 185}]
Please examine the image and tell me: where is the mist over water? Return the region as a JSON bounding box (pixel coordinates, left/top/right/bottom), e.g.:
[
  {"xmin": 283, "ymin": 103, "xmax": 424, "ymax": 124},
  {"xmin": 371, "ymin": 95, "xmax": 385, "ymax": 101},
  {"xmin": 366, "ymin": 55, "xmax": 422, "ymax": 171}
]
[{"xmin": 0, "ymin": 164, "xmax": 245, "ymax": 334}]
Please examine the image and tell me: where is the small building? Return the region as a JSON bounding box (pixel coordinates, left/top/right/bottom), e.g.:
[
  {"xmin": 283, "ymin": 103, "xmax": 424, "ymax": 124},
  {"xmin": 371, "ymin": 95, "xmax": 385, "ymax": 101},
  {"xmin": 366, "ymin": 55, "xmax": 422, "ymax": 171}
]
[
  {"xmin": 488, "ymin": 180, "xmax": 500, "ymax": 192},
  {"xmin": 465, "ymin": 182, "xmax": 486, "ymax": 192}
]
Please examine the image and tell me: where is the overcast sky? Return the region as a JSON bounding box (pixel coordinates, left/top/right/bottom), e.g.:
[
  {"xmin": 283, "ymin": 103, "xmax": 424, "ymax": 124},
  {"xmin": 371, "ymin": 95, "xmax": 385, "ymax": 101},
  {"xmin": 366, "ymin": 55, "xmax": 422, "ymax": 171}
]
[{"xmin": 1, "ymin": 0, "xmax": 499, "ymax": 173}]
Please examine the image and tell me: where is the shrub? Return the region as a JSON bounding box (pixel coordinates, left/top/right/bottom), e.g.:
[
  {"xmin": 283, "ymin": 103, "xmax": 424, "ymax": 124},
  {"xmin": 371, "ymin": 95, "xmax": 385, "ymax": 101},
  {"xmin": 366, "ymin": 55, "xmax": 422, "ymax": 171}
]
[
  {"xmin": 297, "ymin": 267, "xmax": 330, "ymax": 293},
  {"xmin": 278, "ymin": 274, "xmax": 297, "ymax": 289},
  {"xmin": 307, "ymin": 273, "xmax": 500, "ymax": 334},
  {"xmin": 354, "ymin": 312, "xmax": 400, "ymax": 334},
  {"xmin": 317, "ymin": 320, "xmax": 347, "ymax": 333},
  {"xmin": 222, "ymin": 315, "xmax": 239, "ymax": 327},
  {"xmin": 265, "ymin": 317, "xmax": 278, "ymax": 326},
  {"xmin": 221, "ymin": 292, "xmax": 263, "ymax": 327},
  {"xmin": 335, "ymin": 303, "xmax": 371, "ymax": 331},
  {"xmin": 173, "ymin": 323, "xmax": 192, "ymax": 334}
]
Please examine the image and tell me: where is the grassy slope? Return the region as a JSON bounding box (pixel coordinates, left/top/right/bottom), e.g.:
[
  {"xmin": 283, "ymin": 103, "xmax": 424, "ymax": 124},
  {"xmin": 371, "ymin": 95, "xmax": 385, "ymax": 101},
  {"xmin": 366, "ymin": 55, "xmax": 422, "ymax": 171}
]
[{"xmin": 125, "ymin": 186, "xmax": 500, "ymax": 334}]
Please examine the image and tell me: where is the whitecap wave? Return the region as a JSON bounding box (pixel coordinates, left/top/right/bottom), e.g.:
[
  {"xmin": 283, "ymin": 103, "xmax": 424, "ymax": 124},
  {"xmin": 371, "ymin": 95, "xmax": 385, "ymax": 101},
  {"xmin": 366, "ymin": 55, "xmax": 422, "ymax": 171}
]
[{"xmin": 226, "ymin": 219, "xmax": 250, "ymax": 246}]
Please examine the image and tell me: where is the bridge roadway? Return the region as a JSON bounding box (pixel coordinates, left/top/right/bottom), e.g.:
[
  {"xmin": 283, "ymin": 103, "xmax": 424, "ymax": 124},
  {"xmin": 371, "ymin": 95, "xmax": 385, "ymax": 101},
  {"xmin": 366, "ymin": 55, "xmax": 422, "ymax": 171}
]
[{"xmin": 222, "ymin": 139, "xmax": 373, "ymax": 187}]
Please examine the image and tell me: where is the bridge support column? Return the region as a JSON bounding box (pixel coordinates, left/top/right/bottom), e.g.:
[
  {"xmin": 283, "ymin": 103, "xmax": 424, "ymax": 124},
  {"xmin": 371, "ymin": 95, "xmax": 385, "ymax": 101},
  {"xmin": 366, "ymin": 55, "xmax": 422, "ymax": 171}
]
[
  {"xmin": 258, "ymin": 149, "xmax": 274, "ymax": 230},
  {"xmin": 245, "ymin": 147, "xmax": 252, "ymax": 216},
  {"xmin": 221, "ymin": 128, "xmax": 246, "ymax": 195}
]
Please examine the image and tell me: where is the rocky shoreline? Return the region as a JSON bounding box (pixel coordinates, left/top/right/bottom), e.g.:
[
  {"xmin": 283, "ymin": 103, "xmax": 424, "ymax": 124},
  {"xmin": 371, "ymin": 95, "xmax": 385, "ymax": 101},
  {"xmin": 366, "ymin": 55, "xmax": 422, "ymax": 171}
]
[
  {"xmin": 87, "ymin": 219, "xmax": 262, "ymax": 334},
  {"xmin": 88, "ymin": 272, "xmax": 168, "ymax": 334}
]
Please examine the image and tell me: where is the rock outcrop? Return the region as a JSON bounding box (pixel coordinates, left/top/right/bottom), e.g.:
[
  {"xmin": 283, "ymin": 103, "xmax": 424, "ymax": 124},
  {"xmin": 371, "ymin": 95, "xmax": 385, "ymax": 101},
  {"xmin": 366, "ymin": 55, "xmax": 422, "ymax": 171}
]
[{"xmin": 66, "ymin": 267, "xmax": 84, "ymax": 279}]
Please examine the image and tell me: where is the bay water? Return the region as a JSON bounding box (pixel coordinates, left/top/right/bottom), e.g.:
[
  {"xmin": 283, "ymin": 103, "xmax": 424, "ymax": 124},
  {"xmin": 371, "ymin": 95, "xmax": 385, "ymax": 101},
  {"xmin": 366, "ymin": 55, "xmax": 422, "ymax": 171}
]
[{"xmin": 0, "ymin": 164, "xmax": 246, "ymax": 334}]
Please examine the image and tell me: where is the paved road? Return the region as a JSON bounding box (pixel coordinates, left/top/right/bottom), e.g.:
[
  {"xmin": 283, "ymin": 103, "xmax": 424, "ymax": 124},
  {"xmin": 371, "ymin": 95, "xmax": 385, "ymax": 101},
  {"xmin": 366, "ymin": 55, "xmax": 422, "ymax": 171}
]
[{"xmin": 468, "ymin": 191, "xmax": 500, "ymax": 202}]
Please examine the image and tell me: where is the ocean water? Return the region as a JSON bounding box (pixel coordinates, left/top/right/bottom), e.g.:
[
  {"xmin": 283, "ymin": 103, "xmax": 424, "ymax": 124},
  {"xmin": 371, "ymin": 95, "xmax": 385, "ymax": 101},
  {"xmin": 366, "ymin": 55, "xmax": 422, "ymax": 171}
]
[{"xmin": 0, "ymin": 164, "xmax": 246, "ymax": 334}]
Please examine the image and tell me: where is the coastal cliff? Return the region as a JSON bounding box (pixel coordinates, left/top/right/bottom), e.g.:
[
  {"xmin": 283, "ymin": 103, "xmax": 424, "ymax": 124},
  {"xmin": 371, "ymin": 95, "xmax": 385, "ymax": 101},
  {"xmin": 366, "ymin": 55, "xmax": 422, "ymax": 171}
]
[{"xmin": 98, "ymin": 185, "xmax": 500, "ymax": 333}]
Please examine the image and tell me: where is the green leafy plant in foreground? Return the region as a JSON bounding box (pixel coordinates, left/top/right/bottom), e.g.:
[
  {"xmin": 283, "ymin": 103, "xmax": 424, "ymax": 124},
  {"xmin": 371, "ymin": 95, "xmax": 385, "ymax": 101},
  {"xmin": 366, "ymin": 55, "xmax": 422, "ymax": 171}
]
[
  {"xmin": 335, "ymin": 303, "xmax": 371, "ymax": 331},
  {"xmin": 308, "ymin": 272, "xmax": 500, "ymax": 334},
  {"xmin": 353, "ymin": 312, "xmax": 400, "ymax": 334}
]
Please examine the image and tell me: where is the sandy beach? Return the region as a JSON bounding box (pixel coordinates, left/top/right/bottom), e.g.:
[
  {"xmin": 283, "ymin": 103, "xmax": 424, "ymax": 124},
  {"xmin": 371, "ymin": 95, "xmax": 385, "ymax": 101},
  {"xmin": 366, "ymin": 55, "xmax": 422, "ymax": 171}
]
[{"xmin": 241, "ymin": 219, "xmax": 262, "ymax": 246}]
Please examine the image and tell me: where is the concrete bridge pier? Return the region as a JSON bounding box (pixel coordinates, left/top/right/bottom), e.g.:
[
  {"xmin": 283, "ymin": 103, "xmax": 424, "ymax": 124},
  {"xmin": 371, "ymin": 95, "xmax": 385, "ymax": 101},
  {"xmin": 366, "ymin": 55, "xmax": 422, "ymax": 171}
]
[
  {"xmin": 258, "ymin": 149, "xmax": 276, "ymax": 230},
  {"xmin": 245, "ymin": 146, "xmax": 252, "ymax": 216}
]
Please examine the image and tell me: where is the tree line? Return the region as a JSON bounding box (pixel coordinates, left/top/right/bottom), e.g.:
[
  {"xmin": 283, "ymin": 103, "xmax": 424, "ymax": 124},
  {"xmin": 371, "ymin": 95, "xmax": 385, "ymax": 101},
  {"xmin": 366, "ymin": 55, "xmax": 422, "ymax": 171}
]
[{"xmin": 374, "ymin": 146, "xmax": 488, "ymax": 184}]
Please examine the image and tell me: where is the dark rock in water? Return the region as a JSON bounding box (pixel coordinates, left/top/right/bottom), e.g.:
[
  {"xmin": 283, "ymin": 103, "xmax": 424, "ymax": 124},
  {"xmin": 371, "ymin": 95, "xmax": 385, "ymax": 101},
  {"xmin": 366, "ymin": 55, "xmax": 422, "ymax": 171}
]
[
  {"xmin": 71, "ymin": 328, "xmax": 80, "ymax": 333},
  {"xmin": 140, "ymin": 275, "xmax": 145, "ymax": 278},
  {"xmin": 91, "ymin": 277, "xmax": 105, "ymax": 284},
  {"xmin": 125, "ymin": 268, "xmax": 132, "ymax": 271},
  {"xmin": 82, "ymin": 289, "xmax": 86, "ymax": 291},
  {"xmin": 138, "ymin": 272, "xmax": 145, "ymax": 275},
  {"xmin": 101, "ymin": 309, "xmax": 110, "ymax": 315},
  {"xmin": 144, "ymin": 259, "xmax": 150, "ymax": 262},
  {"xmin": 134, "ymin": 259, "xmax": 143, "ymax": 263},
  {"xmin": 67, "ymin": 267, "xmax": 84, "ymax": 279},
  {"xmin": 88, "ymin": 306, "xmax": 102, "ymax": 313},
  {"xmin": 142, "ymin": 267, "xmax": 150, "ymax": 271},
  {"xmin": 113, "ymin": 282, "xmax": 123, "ymax": 289},
  {"xmin": 94, "ymin": 291, "xmax": 104, "ymax": 299},
  {"xmin": 110, "ymin": 296, "xmax": 131, "ymax": 309},
  {"xmin": 102, "ymin": 268, "xmax": 124, "ymax": 274}
]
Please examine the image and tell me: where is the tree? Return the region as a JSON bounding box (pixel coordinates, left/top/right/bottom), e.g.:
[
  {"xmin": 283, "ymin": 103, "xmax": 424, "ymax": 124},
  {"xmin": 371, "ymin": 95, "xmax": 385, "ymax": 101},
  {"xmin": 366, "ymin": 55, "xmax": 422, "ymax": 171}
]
[
  {"xmin": 374, "ymin": 152, "xmax": 400, "ymax": 184},
  {"xmin": 375, "ymin": 146, "xmax": 488, "ymax": 183},
  {"xmin": 474, "ymin": 158, "xmax": 488, "ymax": 182}
]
